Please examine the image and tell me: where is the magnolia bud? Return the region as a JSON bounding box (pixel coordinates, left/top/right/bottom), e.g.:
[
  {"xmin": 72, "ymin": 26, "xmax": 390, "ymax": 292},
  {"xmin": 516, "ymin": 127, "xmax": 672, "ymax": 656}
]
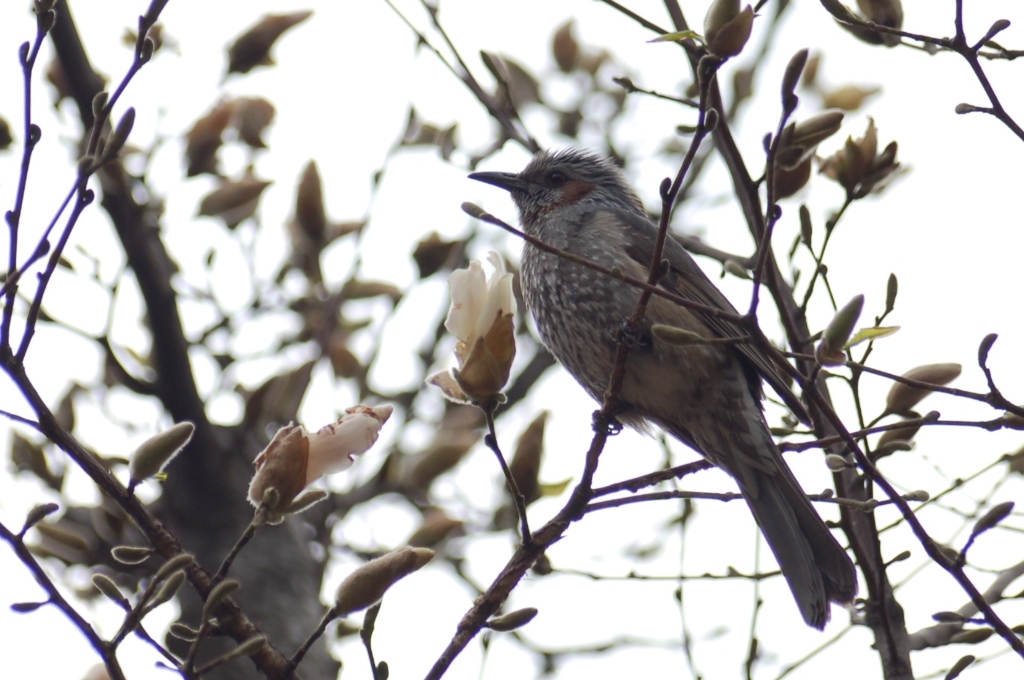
[
  {"xmin": 704, "ymin": 1, "xmax": 754, "ymax": 58},
  {"xmin": 825, "ymin": 454, "xmax": 852, "ymax": 471},
  {"xmin": 486, "ymin": 607, "xmax": 538, "ymax": 631},
  {"xmin": 334, "ymin": 547, "xmax": 434, "ymax": 616},
  {"xmin": 816, "ymin": 294, "xmax": 864, "ymax": 365},
  {"xmin": 970, "ymin": 501, "xmax": 1014, "ymax": 538},
  {"xmin": 883, "ymin": 363, "xmax": 961, "ymax": 416},
  {"xmin": 128, "ymin": 421, "xmax": 195, "ymax": 487},
  {"xmin": 111, "ymin": 545, "xmax": 155, "ymax": 565}
]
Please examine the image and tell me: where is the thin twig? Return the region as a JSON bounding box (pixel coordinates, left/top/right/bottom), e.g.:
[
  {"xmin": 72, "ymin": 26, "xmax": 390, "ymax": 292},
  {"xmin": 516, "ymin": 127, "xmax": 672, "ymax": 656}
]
[
  {"xmin": 0, "ymin": 519, "xmax": 127, "ymax": 680},
  {"xmin": 482, "ymin": 405, "xmax": 531, "ymax": 544},
  {"xmin": 285, "ymin": 606, "xmax": 339, "ymax": 678}
]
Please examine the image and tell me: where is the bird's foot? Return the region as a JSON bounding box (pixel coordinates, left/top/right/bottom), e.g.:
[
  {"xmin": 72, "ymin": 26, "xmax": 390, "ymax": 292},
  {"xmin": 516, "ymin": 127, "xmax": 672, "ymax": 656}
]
[
  {"xmin": 613, "ymin": 320, "xmax": 651, "ymax": 351},
  {"xmin": 592, "ymin": 410, "xmax": 623, "ymax": 435}
]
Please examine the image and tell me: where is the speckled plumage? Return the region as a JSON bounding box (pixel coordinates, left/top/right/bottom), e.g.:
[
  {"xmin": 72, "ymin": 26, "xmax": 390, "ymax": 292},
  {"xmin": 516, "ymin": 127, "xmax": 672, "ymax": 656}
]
[{"xmin": 470, "ymin": 149, "xmax": 857, "ymax": 629}]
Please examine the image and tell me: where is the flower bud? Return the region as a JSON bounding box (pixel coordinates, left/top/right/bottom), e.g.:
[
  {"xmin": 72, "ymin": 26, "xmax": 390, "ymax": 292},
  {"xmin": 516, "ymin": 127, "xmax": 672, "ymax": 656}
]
[
  {"xmin": 128, "ymin": 421, "xmax": 195, "ymax": 486},
  {"xmin": 825, "ymin": 454, "xmax": 852, "ymax": 471},
  {"xmin": 949, "ymin": 628, "xmax": 994, "ymax": 645},
  {"xmin": 22, "ymin": 503, "xmax": 59, "ymax": 533},
  {"xmin": 334, "ymin": 547, "xmax": 435, "ymax": 615},
  {"xmin": 704, "ymin": 1, "xmax": 754, "ymax": 58},
  {"xmin": 816, "ymin": 294, "xmax": 863, "ymax": 365},
  {"xmin": 203, "ymin": 579, "xmax": 240, "ymax": 619},
  {"xmin": 102, "ymin": 107, "xmax": 136, "ymax": 162},
  {"xmin": 652, "ymin": 325, "xmax": 709, "ymax": 346},
  {"xmin": 486, "ymin": 607, "xmax": 538, "ymax": 631},
  {"xmin": 773, "ymin": 157, "xmax": 812, "ymax": 199},
  {"xmin": 777, "ymin": 110, "xmax": 844, "ymax": 170},
  {"xmin": 883, "ymin": 363, "xmax": 961, "ymax": 416},
  {"xmin": 92, "ymin": 573, "xmax": 126, "ymax": 604},
  {"xmin": 169, "ymin": 623, "xmax": 200, "ymax": 641},
  {"xmin": 111, "ymin": 545, "xmax": 155, "ymax": 565},
  {"xmin": 970, "ymin": 501, "xmax": 1014, "ymax": 538},
  {"xmin": 146, "ymin": 570, "xmax": 186, "ymax": 611},
  {"xmin": 856, "ymin": 0, "xmax": 903, "ymax": 47}
]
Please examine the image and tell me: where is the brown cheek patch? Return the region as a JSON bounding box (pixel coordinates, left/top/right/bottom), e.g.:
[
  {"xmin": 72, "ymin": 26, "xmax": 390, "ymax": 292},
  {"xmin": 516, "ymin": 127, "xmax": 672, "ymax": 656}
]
[
  {"xmin": 539, "ymin": 180, "xmax": 596, "ymax": 214},
  {"xmin": 561, "ymin": 180, "xmax": 595, "ymax": 204}
]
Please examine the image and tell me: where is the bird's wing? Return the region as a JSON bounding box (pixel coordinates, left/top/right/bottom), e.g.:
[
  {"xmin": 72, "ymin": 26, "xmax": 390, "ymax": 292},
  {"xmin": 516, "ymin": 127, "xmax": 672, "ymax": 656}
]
[{"xmin": 609, "ymin": 207, "xmax": 810, "ymax": 424}]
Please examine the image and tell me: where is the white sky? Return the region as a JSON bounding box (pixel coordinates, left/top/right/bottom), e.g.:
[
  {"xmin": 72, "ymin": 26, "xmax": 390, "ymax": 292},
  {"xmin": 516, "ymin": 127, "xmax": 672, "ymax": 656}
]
[{"xmin": 1, "ymin": 0, "xmax": 1024, "ymax": 679}]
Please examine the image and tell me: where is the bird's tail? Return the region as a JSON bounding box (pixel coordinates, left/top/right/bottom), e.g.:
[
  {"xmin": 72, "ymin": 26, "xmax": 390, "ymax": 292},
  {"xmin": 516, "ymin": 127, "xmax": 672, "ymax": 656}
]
[
  {"xmin": 735, "ymin": 433, "xmax": 858, "ymax": 629},
  {"xmin": 745, "ymin": 467, "xmax": 857, "ymax": 627}
]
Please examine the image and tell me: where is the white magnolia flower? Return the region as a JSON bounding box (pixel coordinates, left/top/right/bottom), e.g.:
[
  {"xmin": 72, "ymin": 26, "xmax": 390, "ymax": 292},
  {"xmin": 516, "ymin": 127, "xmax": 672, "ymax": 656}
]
[
  {"xmin": 304, "ymin": 404, "xmax": 393, "ymax": 484},
  {"xmin": 444, "ymin": 251, "xmax": 516, "ymax": 366},
  {"xmin": 429, "ymin": 252, "xmax": 517, "ymax": 403},
  {"xmin": 248, "ymin": 404, "xmax": 393, "ymax": 519}
]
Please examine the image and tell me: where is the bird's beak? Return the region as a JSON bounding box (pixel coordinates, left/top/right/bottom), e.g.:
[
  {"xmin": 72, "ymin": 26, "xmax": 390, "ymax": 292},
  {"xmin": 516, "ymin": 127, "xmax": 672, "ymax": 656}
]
[{"xmin": 468, "ymin": 171, "xmax": 528, "ymax": 193}]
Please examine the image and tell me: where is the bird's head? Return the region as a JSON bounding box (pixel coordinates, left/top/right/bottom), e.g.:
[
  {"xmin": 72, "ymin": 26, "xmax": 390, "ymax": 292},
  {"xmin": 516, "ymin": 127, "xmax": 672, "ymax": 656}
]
[{"xmin": 469, "ymin": 149, "xmax": 645, "ymax": 229}]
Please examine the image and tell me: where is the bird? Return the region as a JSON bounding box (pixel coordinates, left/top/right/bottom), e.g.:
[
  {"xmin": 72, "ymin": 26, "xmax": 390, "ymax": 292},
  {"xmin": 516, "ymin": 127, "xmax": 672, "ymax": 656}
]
[{"xmin": 469, "ymin": 148, "xmax": 857, "ymax": 629}]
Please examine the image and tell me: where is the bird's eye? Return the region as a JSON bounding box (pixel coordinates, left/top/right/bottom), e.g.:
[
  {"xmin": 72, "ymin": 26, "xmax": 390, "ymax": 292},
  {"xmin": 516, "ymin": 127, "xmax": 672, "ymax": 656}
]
[{"xmin": 547, "ymin": 170, "xmax": 567, "ymax": 185}]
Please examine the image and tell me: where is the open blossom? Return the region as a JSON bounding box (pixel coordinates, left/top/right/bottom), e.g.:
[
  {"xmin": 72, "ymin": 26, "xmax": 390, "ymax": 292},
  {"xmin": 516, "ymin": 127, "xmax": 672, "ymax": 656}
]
[
  {"xmin": 247, "ymin": 404, "xmax": 392, "ymax": 519},
  {"xmin": 428, "ymin": 251, "xmax": 516, "ymax": 404}
]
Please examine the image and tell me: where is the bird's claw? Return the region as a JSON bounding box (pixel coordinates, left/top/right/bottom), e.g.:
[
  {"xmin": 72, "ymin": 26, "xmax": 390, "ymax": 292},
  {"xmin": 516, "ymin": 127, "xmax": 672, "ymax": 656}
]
[
  {"xmin": 614, "ymin": 320, "xmax": 650, "ymax": 351},
  {"xmin": 592, "ymin": 410, "xmax": 623, "ymax": 435}
]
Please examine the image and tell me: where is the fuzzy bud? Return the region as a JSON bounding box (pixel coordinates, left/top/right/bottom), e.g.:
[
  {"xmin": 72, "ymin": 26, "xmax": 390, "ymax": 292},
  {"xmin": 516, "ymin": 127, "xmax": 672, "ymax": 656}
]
[
  {"xmin": 92, "ymin": 573, "xmax": 126, "ymax": 604},
  {"xmin": 970, "ymin": 501, "xmax": 1014, "ymax": 538},
  {"xmin": 486, "ymin": 607, "xmax": 538, "ymax": 631},
  {"xmin": 334, "ymin": 547, "xmax": 435, "ymax": 616},
  {"xmin": 128, "ymin": 421, "xmax": 195, "ymax": 486},
  {"xmin": 883, "ymin": 363, "xmax": 961, "ymax": 416},
  {"xmin": 111, "ymin": 545, "xmax": 155, "ymax": 565},
  {"xmin": 704, "ymin": 0, "xmax": 754, "ymax": 58},
  {"xmin": 816, "ymin": 294, "xmax": 864, "ymax": 365},
  {"xmin": 203, "ymin": 579, "xmax": 240, "ymax": 619},
  {"xmin": 825, "ymin": 454, "xmax": 852, "ymax": 471}
]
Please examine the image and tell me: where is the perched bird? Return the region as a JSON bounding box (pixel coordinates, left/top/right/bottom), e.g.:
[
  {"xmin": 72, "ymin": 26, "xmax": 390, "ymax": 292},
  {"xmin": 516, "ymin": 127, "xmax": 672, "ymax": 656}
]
[{"xmin": 469, "ymin": 149, "xmax": 857, "ymax": 629}]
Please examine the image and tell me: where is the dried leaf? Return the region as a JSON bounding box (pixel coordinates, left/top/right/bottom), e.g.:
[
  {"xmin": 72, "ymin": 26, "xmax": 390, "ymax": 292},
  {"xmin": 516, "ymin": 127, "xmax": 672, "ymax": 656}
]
[
  {"xmin": 328, "ymin": 333, "xmax": 362, "ymax": 379},
  {"xmin": 0, "ymin": 116, "xmax": 12, "ymax": 151},
  {"xmin": 294, "ymin": 160, "xmax": 326, "ymax": 245},
  {"xmin": 242, "ymin": 360, "xmax": 315, "ymax": 428},
  {"xmin": 552, "ymin": 20, "xmax": 578, "ymax": 72},
  {"xmin": 227, "ymin": 11, "xmax": 313, "ymax": 75},
  {"xmin": 197, "ymin": 176, "xmax": 272, "ymax": 229},
  {"xmin": 407, "ymin": 509, "xmax": 462, "ymax": 548},
  {"xmin": 233, "ymin": 96, "xmax": 275, "ymax": 148},
  {"xmin": 184, "ymin": 100, "xmax": 234, "ymax": 177},
  {"xmin": 823, "ymin": 84, "xmax": 881, "ymax": 111},
  {"xmin": 402, "ymin": 408, "xmax": 482, "ymax": 489},
  {"xmin": 11, "ymin": 434, "xmax": 62, "ymax": 490},
  {"xmin": 413, "ymin": 232, "xmax": 461, "ymax": 279},
  {"xmin": 340, "ymin": 280, "xmax": 402, "ymax": 302},
  {"xmin": 510, "ymin": 412, "xmax": 547, "ymax": 505}
]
